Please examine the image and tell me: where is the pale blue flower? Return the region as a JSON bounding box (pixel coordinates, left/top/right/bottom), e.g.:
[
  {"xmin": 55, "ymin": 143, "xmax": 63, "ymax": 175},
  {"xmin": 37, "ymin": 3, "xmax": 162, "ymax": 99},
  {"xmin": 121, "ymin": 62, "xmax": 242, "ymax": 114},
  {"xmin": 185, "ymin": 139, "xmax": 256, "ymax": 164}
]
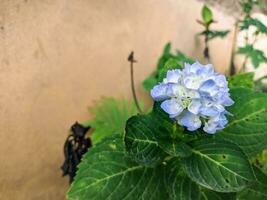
[{"xmin": 150, "ymin": 61, "xmax": 234, "ymax": 134}]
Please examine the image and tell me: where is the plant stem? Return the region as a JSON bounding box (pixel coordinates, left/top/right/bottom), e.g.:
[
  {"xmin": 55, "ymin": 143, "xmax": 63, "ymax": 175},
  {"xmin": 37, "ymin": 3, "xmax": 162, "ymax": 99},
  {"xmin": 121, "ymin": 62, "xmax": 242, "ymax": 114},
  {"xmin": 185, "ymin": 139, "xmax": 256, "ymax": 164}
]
[
  {"xmin": 203, "ymin": 26, "xmax": 210, "ymax": 62},
  {"xmin": 128, "ymin": 51, "xmax": 142, "ymax": 113},
  {"xmin": 229, "ymin": 22, "xmax": 238, "ymax": 75}
]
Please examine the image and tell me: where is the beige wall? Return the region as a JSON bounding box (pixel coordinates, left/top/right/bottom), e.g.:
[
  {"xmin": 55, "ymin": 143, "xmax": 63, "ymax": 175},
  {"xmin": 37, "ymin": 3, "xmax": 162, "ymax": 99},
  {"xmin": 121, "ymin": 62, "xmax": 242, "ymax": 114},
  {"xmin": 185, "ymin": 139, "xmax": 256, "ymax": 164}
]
[{"xmin": 0, "ymin": 0, "xmax": 236, "ymax": 199}]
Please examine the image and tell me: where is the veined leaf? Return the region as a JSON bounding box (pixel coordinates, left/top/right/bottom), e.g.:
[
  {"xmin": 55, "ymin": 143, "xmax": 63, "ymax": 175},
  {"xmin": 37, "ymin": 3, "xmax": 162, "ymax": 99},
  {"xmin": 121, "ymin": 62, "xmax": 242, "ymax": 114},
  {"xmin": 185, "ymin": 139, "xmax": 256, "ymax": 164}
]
[
  {"xmin": 124, "ymin": 114, "xmax": 167, "ymax": 167},
  {"xmin": 158, "ymin": 139, "xmax": 192, "ymax": 158},
  {"xmin": 237, "ymin": 166, "xmax": 267, "ymax": 200},
  {"xmin": 200, "ymin": 189, "xmax": 236, "ymax": 200},
  {"xmin": 124, "ymin": 103, "xmax": 193, "ymax": 166},
  {"xmin": 227, "ymin": 72, "xmax": 254, "ymax": 89},
  {"xmin": 164, "ymin": 158, "xmax": 201, "ymax": 200},
  {"xmin": 181, "ymin": 139, "xmax": 254, "ymax": 192},
  {"xmin": 216, "ymin": 87, "xmax": 267, "ymax": 157},
  {"xmin": 67, "ymin": 135, "xmax": 168, "ymax": 200}
]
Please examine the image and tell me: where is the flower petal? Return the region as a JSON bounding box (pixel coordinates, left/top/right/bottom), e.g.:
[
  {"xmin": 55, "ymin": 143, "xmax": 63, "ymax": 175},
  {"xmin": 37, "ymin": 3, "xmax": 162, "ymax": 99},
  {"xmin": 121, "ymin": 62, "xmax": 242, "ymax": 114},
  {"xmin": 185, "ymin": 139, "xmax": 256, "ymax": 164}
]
[
  {"xmin": 151, "ymin": 84, "xmax": 168, "ymax": 101},
  {"xmin": 188, "ymin": 100, "xmax": 201, "ymax": 114},
  {"xmin": 160, "ymin": 99, "xmax": 184, "ymax": 118},
  {"xmin": 178, "ymin": 111, "xmax": 201, "ymax": 131},
  {"xmin": 165, "ymin": 69, "xmax": 181, "ymax": 83}
]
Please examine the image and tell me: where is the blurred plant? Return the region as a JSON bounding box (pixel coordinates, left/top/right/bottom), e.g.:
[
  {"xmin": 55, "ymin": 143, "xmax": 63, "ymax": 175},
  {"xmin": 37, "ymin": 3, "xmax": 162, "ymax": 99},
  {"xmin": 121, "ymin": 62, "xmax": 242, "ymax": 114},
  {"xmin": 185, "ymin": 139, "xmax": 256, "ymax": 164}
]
[
  {"xmin": 197, "ymin": 5, "xmax": 230, "ymax": 61},
  {"xmin": 237, "ymin": 0, "xmax": 267, "ymax": 71},
  {"xmin": 142, "ymin": 43, "xmax": 194, "ymax": 91},
  {"xmin": 82, "ymin": 97, "xmax": 141, "ymax": 144}
]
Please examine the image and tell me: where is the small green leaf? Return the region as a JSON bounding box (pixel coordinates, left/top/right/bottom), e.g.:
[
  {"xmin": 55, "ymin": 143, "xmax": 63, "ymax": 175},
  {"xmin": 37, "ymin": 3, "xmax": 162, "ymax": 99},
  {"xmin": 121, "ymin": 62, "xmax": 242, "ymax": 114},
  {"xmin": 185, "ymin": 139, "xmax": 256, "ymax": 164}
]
[
  {"xmin": 67, "ymin": 135, "xmax": 168, "ymax": 200},
  {"xmin": 158, "ymin": 58, "xmax": 181, "ymax": 82},
  {"xmin": 227, "ymin": 72, "xmax": 254, "ymax": 89},
  {"xmin": 181, "ymin": 139, "xmax": 254, "ymax": 192},
  {"xmin": 202, "ymin": 5, "xmax": 213, "ymax": 24},
  {"xmin": 237, "ymin": 166, "xmax": 267, "ymax": 200},
  {"xmin": 240, "ymin": 17, "xmax": 267, "ymax": 34},
  {"xmin": 216, "ymin": 87, "xmax": 267, "ymax": 157},
  {"xmin": 164, "ymin": 158, "xmax": 201, "ymax": 200},
  {"xmin": 204, "ymin": 30, "xmax": 229, "ymax": 40},
  {"xmin": 238, "ymin": 45, "xmax": 267, "ymax": 68}
]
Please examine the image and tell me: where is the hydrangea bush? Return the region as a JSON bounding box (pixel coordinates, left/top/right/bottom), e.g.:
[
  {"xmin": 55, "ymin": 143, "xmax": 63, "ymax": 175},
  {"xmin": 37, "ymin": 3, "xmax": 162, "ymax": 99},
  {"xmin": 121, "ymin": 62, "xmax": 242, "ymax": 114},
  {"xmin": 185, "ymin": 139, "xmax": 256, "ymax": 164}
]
[{"xmin": 67, "ymin": 58, "xmax": 267, "ymax": 200}]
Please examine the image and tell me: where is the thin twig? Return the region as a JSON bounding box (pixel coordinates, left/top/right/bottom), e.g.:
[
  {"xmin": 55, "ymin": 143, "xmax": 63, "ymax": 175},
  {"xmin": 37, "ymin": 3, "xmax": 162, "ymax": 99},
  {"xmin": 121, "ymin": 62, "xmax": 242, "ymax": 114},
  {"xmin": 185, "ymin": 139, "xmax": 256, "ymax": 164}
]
[{"xmin": 128, "ymin": 51, "xmax": 142, "ymax": 113}]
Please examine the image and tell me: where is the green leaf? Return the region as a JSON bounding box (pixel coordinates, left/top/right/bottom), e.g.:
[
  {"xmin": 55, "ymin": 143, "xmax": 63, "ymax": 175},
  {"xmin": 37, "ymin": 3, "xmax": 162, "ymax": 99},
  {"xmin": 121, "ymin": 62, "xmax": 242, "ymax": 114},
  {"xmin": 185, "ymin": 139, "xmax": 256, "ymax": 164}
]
[
  {"xmin": 164, "ymin": 158, "xmax": 201, "ymax": 200},
  {"xmin": 201, "ymin": 5, "xmax": 213, "ymax": 24},
  {"xmin": 124, "ymin": 103, "xmax": 193, "ymax": 166},
  {"xmin": 216, "ymin": 87, "xmax": 267, "ymax": 157},
  {"xmin": 142, "ymin": 43, "xmax": 195, "ymax": 91},
  {"xmin": 158, "ymin": 139, "xmax": 192, "ymax": 158},
  {"xmin": 67, "ymin": 135, "xmax": 168, "ymax": 200},
  {"xmin": 227, "ymin": 72, "xmax": 254, "ymax": 89},
  {"xmin": 240, "ymin": 17, "xmax": 267, "ymax": 34},
  {"xmin": 181, "ymin": 139, "xmax": 254, "ymax": 192},
  {"xmin": 237, "ymin": 166, "xmax": 267, "ymax": 200},
  {"xmin": 142, "ymin": 74, "xmax": 158, "ymax": 91},
  {"xmin": 237, "ymin": 45, "xmax": 267, "ymax": 68},
  {"xmin": 124, "ymin": 114, "xmax": 167, "ymax": 167},
  {"xmin": 204, "ymin": 30, "xmax": 230, "ymax": 40},
  {"xmin": 84, "ymin": 97, "xmax": 140, "ymax": 144},
  {"xmin": 175, "ymin": 50, "xmax": 195, "ymax": 65},
  {"xmin": 200, "ymin": 189, "xmax": 236, "ymax": 200},
  {"xmin": 158, "ymin": 58, "xmax": 181, "ymax": 82}
]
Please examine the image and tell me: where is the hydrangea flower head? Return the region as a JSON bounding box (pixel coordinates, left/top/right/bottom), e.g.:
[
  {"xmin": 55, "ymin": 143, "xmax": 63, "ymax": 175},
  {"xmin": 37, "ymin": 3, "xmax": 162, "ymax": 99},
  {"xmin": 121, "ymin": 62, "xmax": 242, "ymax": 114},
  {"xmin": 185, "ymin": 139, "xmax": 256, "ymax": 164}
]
[{"xmin": 151, "ymin": 61, "xmax": 234, "ymax": 134}]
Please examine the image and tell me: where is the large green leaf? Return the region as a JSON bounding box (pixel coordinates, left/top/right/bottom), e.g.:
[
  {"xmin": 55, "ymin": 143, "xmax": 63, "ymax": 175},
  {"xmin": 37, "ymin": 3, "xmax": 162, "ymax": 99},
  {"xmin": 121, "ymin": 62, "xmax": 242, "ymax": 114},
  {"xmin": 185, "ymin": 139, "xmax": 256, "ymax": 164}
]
[
  {"xmin": 67, "ymin": 135, "xmax": 168, "ymax": 200},
  {"xmin": 237, "ymin": 166, "xmax": 267, "ymax": 200},
  {"xmin": 164, "ymin": 158, "xmax": 201, "ymax": 200},
  {"xmin": 216, "ymin": 87, "xmax": 267, "ymax": 157},
  {"xmin": 124, "ymin": 114, "xmax": 167, "ymax": 167},
  {"xmin": 84, "ymin": 97, "xmax": 140, "ymax": 144},
  {"xmin": 227, "ymin": 72, "xmax": 254, "ymax": 89},
  {"xmin": 181, "ymin": 139, "xmax": 254, "ymax": 192},
  {"xmin": 124, "ymin": 103, "xmax": 193, "ymax": 166},
  {"xmin": 200, "ymin": 189, "xmax": 236, "ymax": 200}
]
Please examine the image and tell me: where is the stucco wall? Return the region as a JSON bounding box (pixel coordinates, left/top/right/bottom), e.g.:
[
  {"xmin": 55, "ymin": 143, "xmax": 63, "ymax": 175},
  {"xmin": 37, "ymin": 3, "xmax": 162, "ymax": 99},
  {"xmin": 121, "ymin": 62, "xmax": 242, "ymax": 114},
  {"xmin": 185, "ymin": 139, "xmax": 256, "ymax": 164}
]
[{"xmin": 0, "ymin": 0, "xmax": 237, "ymax": 199}]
